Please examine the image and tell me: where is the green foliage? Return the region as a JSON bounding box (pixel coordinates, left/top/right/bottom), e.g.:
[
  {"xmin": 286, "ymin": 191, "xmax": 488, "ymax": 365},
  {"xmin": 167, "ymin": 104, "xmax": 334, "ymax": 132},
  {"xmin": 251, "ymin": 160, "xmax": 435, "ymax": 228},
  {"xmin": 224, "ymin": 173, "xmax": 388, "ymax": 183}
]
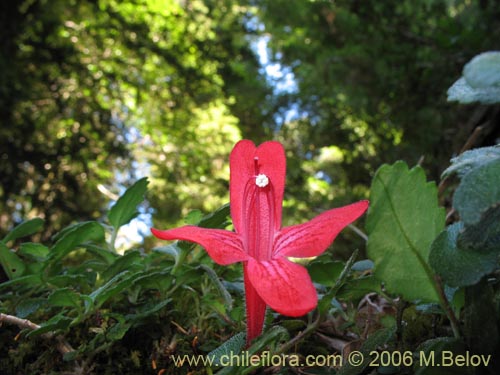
[
  {"xmin": 108, "ymin": 178, "xmax": 149, "ymax": 230},
  {"xmin": 429, "ymin": 223, "xmax": 498, "ymax": 287},
  {"xmin": 431, "ymin": 145, "xmax": 500, "ymax": 288},
  {"xmin": 366, "ymin": 161, "xmax": 445, "ymax": 303}
]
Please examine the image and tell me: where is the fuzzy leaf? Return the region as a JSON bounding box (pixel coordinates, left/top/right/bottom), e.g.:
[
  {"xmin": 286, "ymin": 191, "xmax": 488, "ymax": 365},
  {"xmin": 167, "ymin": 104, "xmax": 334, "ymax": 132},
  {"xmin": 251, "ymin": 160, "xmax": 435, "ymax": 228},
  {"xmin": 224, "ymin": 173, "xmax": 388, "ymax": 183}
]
[
  {"xmin": 453, "ymin": 159, "xmax": 500, "ymax": 225},
  {"xmin": 463, "ymin": 51, "xmax": 500, "ymax": 88},
  {"xmin": 441, "ymin": 145, "xmax": 500, "ymax": 179},
  {"xmin": 429, "ymin": 223, "xmax": 499, "ymax": 287},
  {"xmin": 447, "ymin": 51, "xmax": 500, "ymax": 104},
  {"xmin": 457, "ymin": 204, "xmax": 500, "ymax": 252},
  {"xmin": 108, "ymin": 177, "xmax": 149, "ymax": 229},
  {"xmin": 366, "ymin": 162, "xmax": 444, "ymax": 303}
]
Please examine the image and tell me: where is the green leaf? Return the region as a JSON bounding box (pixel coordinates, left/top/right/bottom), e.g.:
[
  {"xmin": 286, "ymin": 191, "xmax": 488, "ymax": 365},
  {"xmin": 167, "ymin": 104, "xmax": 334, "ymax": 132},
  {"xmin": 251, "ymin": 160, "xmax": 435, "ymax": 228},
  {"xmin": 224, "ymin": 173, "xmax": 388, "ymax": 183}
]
[
  {"xmin": 337, "ymin": 276, "xmax": 382, "ymax": 301},
  {"xmin": 132, "ymin": 271, "xmax": 173, "ymax": 291},
  {"xmin": 366, "ymin": 162, "xmax": 444, "ymax": 303},
  {"xmin": 108, "ymin": 177, "xmax": 149, "ymax": 229},
  {"xmin": 89, "ymin": 271, "xmax": 140, "ymax": 309},
  {"xmin": 16, "ymin": 298, "xmax": 47, "ymax": 318},
  {"xmin": 429, "ymin": 223, "xmax": 498, "ymax": 287},
  {"xmin": 0, "ymin": 275, "xmax": 41, "ymax": 291},
  {"xmin": 198, "ymin": 203, "xmax": 230, "ymax": 229},
  {"xmin": 441, "ymin": 145, "xmax": 500, "ymax": 179},
  {"xmin": 309, "ymin": 260, "xmax": 345, "ymax": 287},
  {"xmin": 207, "ymin": 332, "xmax": 246, "ymax": 367},
  {"xmin": 453, "ymin": 159, "xmax": 500, "ymax": 225},
  {"xmin": 0, "ymin": 243, "xmax": 26, "ymax": 279},
  {"xmin": 101, "ymin": 250, "xmax": 142, "ymax": 281},
  {"xmin": 48, "ymin": 288, "xmax": 82, "ymax": 308},
  {"xmin": 457, "ymin": 204, "xmax": 500, "ymax": 252},
  {"xmin": 27, "ymin": 314, "xmax": 73, "ymax": 338},
  {"xmin": 317, "ymin": 250, "xmax": 358, "ymax": 314},
  {"xmin": 18, "ymin": 243, "xmax": 49, "ymax": 260},
  {"xmin": 2, "ymin": 218, "xmax": 44, "ymax": 244},
  {"xmin": 48, "ymin": 221, "xmax": 105, "ymax": 266},
  {"xmin": 106, "ymin": 322, "xmax": 132, "ymax": 341},
  {"xmin": 184, "ymin": 209, "xmax": 203, "ymax": 225},
  {"xmin": 126, "ymin": 298, "xmax": 171, "ymax": 322}
]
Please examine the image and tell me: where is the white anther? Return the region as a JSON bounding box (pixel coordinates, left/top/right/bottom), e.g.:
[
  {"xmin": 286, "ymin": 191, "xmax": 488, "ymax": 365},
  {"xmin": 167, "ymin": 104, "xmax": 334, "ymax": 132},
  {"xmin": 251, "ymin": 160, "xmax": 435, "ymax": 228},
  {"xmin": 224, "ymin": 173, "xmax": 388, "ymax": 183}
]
[{"xmin": 255, "ymin": 174, "xmax": 269, "ymax": 188}]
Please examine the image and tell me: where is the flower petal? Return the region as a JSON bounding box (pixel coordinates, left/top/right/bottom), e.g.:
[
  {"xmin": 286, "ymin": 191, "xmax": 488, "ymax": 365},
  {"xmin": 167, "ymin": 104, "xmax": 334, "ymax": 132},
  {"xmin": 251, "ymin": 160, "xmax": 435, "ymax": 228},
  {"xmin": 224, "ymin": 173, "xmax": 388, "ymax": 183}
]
[
  {"xmin": 243, "ymin": 263, "xmax": 267, "ymax": 345},
  {"xmin": 247, "ymin": 257, "xmax": 317, "ymax": 317},
  {"xmin": 151, "ymin": 226, "xmax": 249, "ymax": 265},
  {"xmin": 274, "ymin": 200, "xmax": 369, "ymax": 258},
  {"xmin": 230, "ymin": 140, "xmax": 286, "ymax": 234}
]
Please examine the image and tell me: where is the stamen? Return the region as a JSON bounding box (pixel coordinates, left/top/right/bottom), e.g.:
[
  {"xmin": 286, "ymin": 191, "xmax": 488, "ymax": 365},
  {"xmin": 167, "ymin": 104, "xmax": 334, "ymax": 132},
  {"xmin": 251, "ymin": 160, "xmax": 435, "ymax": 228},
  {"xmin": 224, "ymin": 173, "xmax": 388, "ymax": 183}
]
[
  {"xmin": 254, "ymin": 156, "xmax": 259, "ymax": 175},
  {"xmin": 255, "ymin": 174, "xmax": 269, "ymax": 188}
]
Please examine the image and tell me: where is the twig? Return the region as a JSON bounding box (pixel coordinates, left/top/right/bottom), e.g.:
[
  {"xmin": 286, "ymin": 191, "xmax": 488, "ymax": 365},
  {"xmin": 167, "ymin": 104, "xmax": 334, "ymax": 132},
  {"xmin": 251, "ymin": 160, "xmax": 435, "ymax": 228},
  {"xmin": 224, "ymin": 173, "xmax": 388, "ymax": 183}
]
[
  {"xmin": 433, "ymin": 276, "xmax": 461, "ymax": 338},
  {"xmin": 0, "ymin": 313, "xmax": 74, "ymax": 356},
  {"xmin": 348, "ymin": 224, "xmax": 368, "ymax": 242}
]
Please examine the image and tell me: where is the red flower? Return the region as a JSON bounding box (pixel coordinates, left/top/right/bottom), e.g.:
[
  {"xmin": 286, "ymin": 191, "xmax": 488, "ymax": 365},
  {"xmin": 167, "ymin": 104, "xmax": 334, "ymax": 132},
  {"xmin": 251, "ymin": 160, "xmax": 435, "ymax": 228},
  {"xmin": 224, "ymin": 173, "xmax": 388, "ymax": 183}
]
[{"xmin": 152, "ymin": 140, "xmax": 368, "ymax": 344}]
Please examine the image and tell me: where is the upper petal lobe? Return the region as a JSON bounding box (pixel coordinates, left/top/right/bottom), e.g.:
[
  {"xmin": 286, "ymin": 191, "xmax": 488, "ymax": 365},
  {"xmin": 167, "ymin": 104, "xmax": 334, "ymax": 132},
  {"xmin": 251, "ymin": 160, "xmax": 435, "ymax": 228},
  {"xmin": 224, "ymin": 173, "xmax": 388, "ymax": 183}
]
[{"xmin": 230, "ymin": 140, "xmax": 286, "ymax": 234}]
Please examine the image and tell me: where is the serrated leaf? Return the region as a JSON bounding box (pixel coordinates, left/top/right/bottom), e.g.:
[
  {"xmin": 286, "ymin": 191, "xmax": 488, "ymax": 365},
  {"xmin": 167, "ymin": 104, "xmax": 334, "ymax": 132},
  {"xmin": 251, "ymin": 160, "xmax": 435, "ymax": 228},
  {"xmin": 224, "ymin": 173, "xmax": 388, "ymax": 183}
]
[
  {"xmin": 2, "ymin": 218, "xmax": 44, "ymax": 244},
  {"xmin": 429, "ymin": 223, "xmax": 498, "ymax": 288},
  {"xmin": 366, "ymin": 162, "xmax": 444, "ymax": 303},
  {"xmin": 108, "ymin": 177, "xmax": 149, "ymax": 229},
  {"xmin": 48, "ymin": 222, "xmax": 105, "ymax": 266},
  {"xmin": 453, "ymin": 159, "xmax": 500, "ymax": 225},
  {"xmin": 0, "ymin": 243, "xmax": 26, "ymax": 279},
  {"xmin": 441, "ymin": 145, "xmax": 500, "ymax": 179}
]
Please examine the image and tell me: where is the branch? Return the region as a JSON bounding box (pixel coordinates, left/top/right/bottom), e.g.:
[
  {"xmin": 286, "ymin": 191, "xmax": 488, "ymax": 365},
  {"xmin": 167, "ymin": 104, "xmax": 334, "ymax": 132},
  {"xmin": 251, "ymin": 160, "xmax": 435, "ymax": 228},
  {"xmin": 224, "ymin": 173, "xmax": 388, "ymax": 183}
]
[{"xmin": 0, "ymin": 313, "xmax": 75, "ymax": 356}]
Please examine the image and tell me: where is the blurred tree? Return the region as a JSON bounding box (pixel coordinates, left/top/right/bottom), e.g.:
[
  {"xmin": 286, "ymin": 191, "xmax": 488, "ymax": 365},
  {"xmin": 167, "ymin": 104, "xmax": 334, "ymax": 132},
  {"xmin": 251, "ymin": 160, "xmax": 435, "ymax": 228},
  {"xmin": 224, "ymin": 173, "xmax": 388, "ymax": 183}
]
[
  {"xmin": 0, "ymin": 0, "xmax": 271, "ymax": 237},
  {"xmin": 255, "ymin": 0, "xmax": 500, "ymax": 215}
]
